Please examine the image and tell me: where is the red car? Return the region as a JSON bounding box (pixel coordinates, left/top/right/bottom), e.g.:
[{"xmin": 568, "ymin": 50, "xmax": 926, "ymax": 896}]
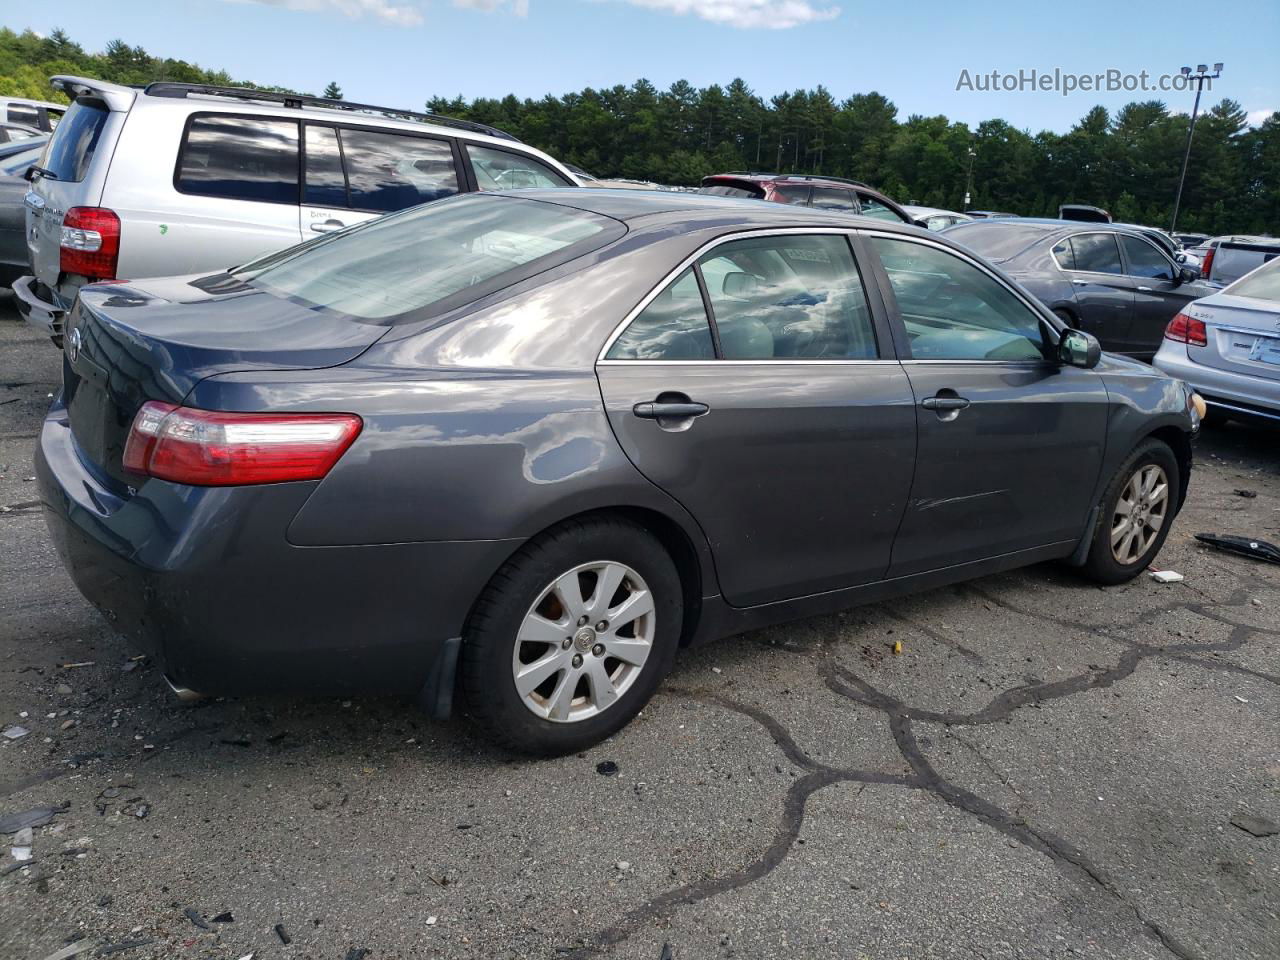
[{"xmin": 699, "ymin": 173, "xmax": 919, "ymax": 225}]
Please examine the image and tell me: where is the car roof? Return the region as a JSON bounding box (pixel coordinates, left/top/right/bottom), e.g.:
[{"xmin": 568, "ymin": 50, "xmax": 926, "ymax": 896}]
[
  {"xmin": 904, "ymin": 205, "xmax": 967, "ymax": 218},
  {"xmin": 965, "ymin": 218, "xmax": 1167, "ymax": 238},
  {"xmin": 503, "ymin": 188, "xmax": 922, "ymax": 232},
  {"xmin": 704, "ymin": 172, "xmax": 875, "ymax": 190}
]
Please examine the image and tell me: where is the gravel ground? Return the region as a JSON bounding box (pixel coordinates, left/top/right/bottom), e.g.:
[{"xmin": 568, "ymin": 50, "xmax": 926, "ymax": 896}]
[{"xmin": 1, "ymin": 303, "xmax": 1277, "ymax": 960}]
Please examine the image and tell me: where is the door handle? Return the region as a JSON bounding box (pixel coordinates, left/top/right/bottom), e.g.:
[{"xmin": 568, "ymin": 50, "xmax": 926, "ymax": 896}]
[
  {"xmin": 310, "ymin": 219, "xmax": 345, "ymax": 233},
  {"xmin": 633, "ymin": 400, "xmax": 710, "ymax": 419},
  {"xmin": 1072, "ymin": 279, "xmax": 1090, "ymax": 286},
  {"xmin": 1136, "ymin": 285, "xmax": 1153, "ymax": 292},
  {"xmin": 920, "ymin": 396, "xmax": 970, "ymax": 411}
]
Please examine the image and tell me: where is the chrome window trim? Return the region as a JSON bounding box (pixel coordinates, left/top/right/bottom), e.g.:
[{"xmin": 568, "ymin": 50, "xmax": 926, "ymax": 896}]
[
  {"xmin": 859, "ymin": 228, "xmax": 1060, "ymax": 331},
  {"xmin": 595, "ymin": 226, "xmax": 890, "ymax": 363},
  {"xmin": 596, "ymin": 358, "xmax": 889, "ymax": 366}
]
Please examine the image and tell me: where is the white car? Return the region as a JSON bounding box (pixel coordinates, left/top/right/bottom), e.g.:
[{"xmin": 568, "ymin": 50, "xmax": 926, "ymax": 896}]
[
  {"xmin": 1153, "ymin": 256, "xmax": 1280, "ymax": 425},
  {"xmin": 903, "ymin": 205, "xmax": 973, "ymax": 231},
  {"xmin": 14, "ymin": 76, "xmax": 580, "ymax": 343}
]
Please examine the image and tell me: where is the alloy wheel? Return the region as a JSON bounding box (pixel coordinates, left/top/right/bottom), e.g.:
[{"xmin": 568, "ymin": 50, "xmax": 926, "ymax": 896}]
[
  {"xmin": 1110, "ymin": 464, "xmax": 1169, "ymax": 565},
  {"xmin": 511, "ymin": 560, "xmax": 655, "ymax": 723}
]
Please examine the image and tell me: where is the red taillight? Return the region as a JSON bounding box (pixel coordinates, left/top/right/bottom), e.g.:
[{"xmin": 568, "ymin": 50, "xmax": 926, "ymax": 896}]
[
  {"xmin": 123, "ymin": 402, "xmax": 362, "ymax": 486},
  {"xmin": 1165, "ymin": 312, "xmax": 1207, "ymax": 347},
  {"xmin": 60, "ymin": 206, "xmax": 121, "ymax": 281},
  {"xmin": 1199, "ymin": 246, "xmax": 1215, "ymax": 280}
]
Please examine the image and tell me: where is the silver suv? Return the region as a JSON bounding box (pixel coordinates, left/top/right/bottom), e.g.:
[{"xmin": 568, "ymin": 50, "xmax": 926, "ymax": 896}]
[{"xmin": 13, "ymin": 76, "xmax": 580, "ymax": 342}]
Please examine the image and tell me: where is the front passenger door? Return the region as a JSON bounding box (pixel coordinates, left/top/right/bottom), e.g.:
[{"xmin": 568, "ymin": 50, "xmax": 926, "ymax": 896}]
[{"xmin": 868, "ymin": 234, "xmax": 1108, "ymax": 577}]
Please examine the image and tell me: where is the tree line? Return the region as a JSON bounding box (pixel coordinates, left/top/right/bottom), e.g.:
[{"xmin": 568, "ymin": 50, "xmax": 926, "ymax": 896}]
[{"xmin": 2, "ymin": 27, "xmax": 1276, "ymax": 235}]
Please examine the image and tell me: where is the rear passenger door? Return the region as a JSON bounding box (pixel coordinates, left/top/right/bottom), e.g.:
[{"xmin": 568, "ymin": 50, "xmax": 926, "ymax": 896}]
[
  {"xmin": 596, "ymin": 231, "xmax": 917, "ymax": 607},
  {"xmin": 300, "ymin": 124, "xmax": 462, "ymax": 236},
  {"xmin": 1055, "ymin": 232, "xmax": 1137, "ymax": 353}
]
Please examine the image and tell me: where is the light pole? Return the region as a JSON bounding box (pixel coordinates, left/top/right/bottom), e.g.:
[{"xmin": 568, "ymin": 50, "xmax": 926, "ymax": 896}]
[
  {"xmin": 964, "ymin": 146, "xmax": 976, "ymax": 210},
  {"xmin": 1169, "ymin": 62, "xmax": 1222, "ymax": 235}
]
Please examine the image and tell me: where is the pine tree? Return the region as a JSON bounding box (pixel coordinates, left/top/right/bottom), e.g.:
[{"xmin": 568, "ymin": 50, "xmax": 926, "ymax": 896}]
[{"xmin": 323, "ymin": 81, "xmax": 342, "ymax": 100}]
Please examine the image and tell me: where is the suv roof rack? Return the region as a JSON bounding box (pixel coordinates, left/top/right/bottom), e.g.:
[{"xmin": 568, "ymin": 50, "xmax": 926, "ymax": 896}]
[
  {"xmin": 143, "ymin": 82, "xmax": 520, "ymax": 142},
  {"xmin": 776, "ymin": 174, "xmax": 871, "ymax": 188}
]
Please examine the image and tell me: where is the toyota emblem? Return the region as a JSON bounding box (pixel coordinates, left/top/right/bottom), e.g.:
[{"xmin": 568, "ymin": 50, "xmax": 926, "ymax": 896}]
[{"xmin": 67, "ymin": 326, "xmax": 82, "ymax": 363}]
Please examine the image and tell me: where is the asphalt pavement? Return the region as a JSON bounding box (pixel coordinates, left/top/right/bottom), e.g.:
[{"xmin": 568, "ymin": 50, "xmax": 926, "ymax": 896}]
[{"xmin": 1, "ymin": 302, "xmax": 1277, "ymax": 960}]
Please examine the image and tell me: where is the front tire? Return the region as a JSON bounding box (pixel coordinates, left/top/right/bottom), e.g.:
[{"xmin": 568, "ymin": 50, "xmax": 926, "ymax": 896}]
[
  {"xmin": 1080, "ymin": 439, "xmax": 1181, "ymax": 584},
  {"xmin": 460, "ymin": 517, "xmax": 682, "ymax": 755}
]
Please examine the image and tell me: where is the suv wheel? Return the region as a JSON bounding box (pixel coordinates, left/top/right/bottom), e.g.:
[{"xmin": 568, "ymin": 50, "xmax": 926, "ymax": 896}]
[
  {"xmin": 461, "ymin": 517, "xmax": 681, "ymax": 755},
  {"xmin": 1080, "ymin": 439, "xmax": 1180, "ymax": 584}
]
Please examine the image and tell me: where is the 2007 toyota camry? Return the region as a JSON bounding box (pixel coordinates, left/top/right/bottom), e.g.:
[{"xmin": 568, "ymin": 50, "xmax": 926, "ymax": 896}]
[{"xmin": 36, "ymin": 190, "xmax": 1202, "ymax": 754}]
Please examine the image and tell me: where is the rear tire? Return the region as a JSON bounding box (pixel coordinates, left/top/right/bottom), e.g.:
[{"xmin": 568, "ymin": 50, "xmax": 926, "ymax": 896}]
[
  {"xmin": 1080, "ymin": 439, "xmax": 1181, "ymax": 585},
  {"xmin": 460, "ymin": 517, "xmax": 681, "ymax": 755}
]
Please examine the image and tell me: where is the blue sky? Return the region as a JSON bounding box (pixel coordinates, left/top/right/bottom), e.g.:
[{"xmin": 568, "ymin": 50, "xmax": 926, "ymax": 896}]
[{"xmin": 6, "ymin": 0, "xmax": 1278, "ymax": 133}]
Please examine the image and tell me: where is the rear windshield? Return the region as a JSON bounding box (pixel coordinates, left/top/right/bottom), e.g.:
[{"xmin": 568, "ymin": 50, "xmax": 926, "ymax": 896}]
[
  {"xmin": 943, "ymin": 222, "xmax": 1045, "ymax": 261},
  {"xmin": 236, "ymin": 194, "xmax": 622, "ymax": 322},
  {"xmin": 42, "ymin": 99, "xmax": 109, "ymax": 182},
  {"xmin": 1224, "ymin": 257, "xmax": 1280, "ymax": 302},
  {"xmin": 699, "ymin": 184, "xmax": 763, "ymax": 199}
]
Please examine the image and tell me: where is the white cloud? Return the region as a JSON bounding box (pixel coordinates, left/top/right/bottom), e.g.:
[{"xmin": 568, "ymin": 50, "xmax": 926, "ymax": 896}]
[
  {"xmin": 1246, "ymin": 108, "xmax": 1276, "ymax": 127},
  {"xmin": 454, "ymin": 0, "xmax": 530, "ymax": 14},
  {"xmin": 238, "ymin": 0, "xmax": 426, "ymax": 26},
  {"xmin": 620, "ymin": 0, "xmax": 841, "ymax": 29}
]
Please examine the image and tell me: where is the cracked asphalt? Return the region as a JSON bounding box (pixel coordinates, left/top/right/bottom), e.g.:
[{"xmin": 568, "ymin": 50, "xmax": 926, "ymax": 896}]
[{"xmin": 1, "ymin": 303, "xmax": 1278, "ymax": 960}]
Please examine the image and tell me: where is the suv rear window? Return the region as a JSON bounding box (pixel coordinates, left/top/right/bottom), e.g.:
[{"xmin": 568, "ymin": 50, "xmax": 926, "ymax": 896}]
[
  {"xmin": 698, "ymin": 184, "xmax": 763, "ymax": 199},
  {"xmin": 176, "ymin": 115, "xmax": 299, "ymax": 204},
  {"xmin": 42, "ymin": 99, "xmax": 109, "ymax": 183},
  {"xmin": 236, "ymin": 194, "xmax": 622, "ymax": 322}
]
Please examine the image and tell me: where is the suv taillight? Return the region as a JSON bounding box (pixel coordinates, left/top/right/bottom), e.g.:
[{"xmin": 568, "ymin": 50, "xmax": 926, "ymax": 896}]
[
  {"xmin": 60, "ymin": 206, "xmax": 121, "ymax": 281},
  {"xmin": 122, "ymin": 402, "xmax": 363, "ymax": 486},
  {"xmin": 1165, "ymin": 312, "xmax": 1207, "ymax": 346},
  {"xmin": 1199, "ymin": 246, "xmax": 1215, "ymax": 280}
]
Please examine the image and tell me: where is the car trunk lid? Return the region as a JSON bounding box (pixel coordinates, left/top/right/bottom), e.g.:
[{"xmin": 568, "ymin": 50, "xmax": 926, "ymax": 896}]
[
  {"xmin": 63, "ymin": 274, "xmax": 388, "ymax": 490},
  {"xmin": 1183, "ymin": 294, "xmax": 1280, "ymax": 380}
]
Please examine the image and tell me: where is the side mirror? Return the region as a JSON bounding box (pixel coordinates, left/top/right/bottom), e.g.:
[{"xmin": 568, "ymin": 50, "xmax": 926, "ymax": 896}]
[
  {"xmin": 1059, "ymin": 328, "xmax": 1101, "ymax": 369},
  {"xmin": 1175, "ymin": 251, "xmax": 1187, "ymax": 263},
  {"xmin": 1178, "ymin": 265, "xmax": 1199, "ymax": 283},
  {"xmin": 22, "ymin": 165, "xmax": 36, "ymax": 182}
]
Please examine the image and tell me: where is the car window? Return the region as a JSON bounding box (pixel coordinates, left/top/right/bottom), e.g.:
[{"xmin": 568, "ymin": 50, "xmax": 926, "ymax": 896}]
[
  {"xmin": 873, "ymin": 237, "xmax": 1047, "ymax": 362},
  {"xmin": 304, "ymin": 125, "xmax": 347, "ymax": 207},
  {"xmin": 340, "ymin": 128, "xmax": 458, "ymax": 211},
  {"xmin": 1119, "ymin": 234, "xmax": 1175, "ymax": 280},
  {"xmin": 7, "ymin": 105, "xmax": 39, "ymax": 126},
  {"xmin": 856, "ymin": 193, "xmax": 907, "ymax": 222},
  {"xmin": 810, "ymin": 187, "xmax": 855, "ymax": 211},
  {"xmin": 467, "ymin": 144, "xmax": 572, "ymax": 190},
  {"xmin": 698, "ymin": 184, "xmax": 763, "ymax": 199},
  {"xmin": 238, "ymin": 194, "xmax": 617, "ymax": 322},
  {"xmin": 1223, "ymin": 257, "xmax": 1280, "ymax": 301},
  {"xmin": 925, "ymin": 215, "xmax": 952, "ymax": 231},
  {"xmin": 606, "ymin": 268, "xmax": 715, "ymax": 360},
  {"xmin": 1051, "ymin": 239, "xmax": 1075, "ymax": 270},
  {"xmin": 700, "ymin": 234, "xmax": 878, "ymax": 360},
  {"xmin": 176, "ymin": 115, "xmax": 299, "ymax": 204},
  {"xmin": 41, "ymin": 99, "xmax": 109, "ymax": 183},
  {"xmin": 1068, "ymin": 233, "xmax": 1123, "ymax": 274},
  {"xmin": 772, "ymin": 184, "xmax": 810, "ymax": 204}
]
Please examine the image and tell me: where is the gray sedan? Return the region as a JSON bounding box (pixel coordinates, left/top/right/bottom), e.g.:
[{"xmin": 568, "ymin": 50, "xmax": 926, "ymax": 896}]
[
  {"xmin": 35, "ymin": 191, "xmax": 1200, "ymax": 754},
  {"xmin": 945, "ymin": 218, "xmax": 1218, "ymax": 359}
]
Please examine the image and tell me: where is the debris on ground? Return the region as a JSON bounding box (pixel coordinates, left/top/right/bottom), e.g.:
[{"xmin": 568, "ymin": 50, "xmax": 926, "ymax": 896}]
[
  {"xmin": 660, "ymin": 944, "xmax": 675, "ymax": 960},
  {"xmin": 344, "ymin": 949, "xmax": 369, "ymax": 960},
  {"xmin": 2, "ymin": 724, "xmax": 30, "ymax": 740},
  {"xmin": 1194, "ymin": 533, "xmax": 1280, "ymax": 565},
  {"xmin": 616, "ymin": 860, "xmax": 631, "ymax": 872},
  {"xmin": 1, "ymin": 804, "xmax": 65, "ymax": 834},
  {"xmin": 274, "ymin": 924, "xmax": 291, "ymax": 944},
  {"xmin": 40, "ymin": 940, "xmax": 93, "ymax": 960},
  {"xmin": 1233, "ymin": 489, "xmax": 1257, "ymax": 498},
  {"xmin": 1150, "ymin": 569, "xmax": 1185, "ymax": 583},
  {"xmin": 1230, "ymin": 813, "xmax": 1279, "ymax": 837},
  {"xmin": 211, "ymin": 911, "xmax": 234, "ymax": 923},
  {"xmin": 183, "ymin": 907, "xmax": 210, "ymax": 930},
  {"xmin": 596, "ymin": 760, "xmax": 619, "ymax": 776},
  {"xmin": 94, "ymin": 939, "xmax": 154, "ymax": 956},
  {"xmin": 892, "ymin": 640, "xmax": 903, "ymax": 655}
]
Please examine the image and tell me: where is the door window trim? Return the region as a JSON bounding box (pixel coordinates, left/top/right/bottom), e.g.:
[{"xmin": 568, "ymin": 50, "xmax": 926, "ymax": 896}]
[
  {"xmin": 1051, "ymin": 231, "xmax": 1126, "ymax": 277},
  {"xmin": 596, "ymin": 227, "xmax": 895, "ymax": 365},
  {"xmin": 860, "ymin": 228, "xmax": 1065, "ymax": 365},
  {"xmin": 301, "ymin": 120, "xmax": 464, "ymax": 214},
  {"xmin": 172, "ymin": 111, "xmax": 303, "ymax": 206}
]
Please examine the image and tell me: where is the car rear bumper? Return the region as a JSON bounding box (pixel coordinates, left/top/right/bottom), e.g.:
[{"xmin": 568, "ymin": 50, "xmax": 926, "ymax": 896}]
[
  {"xmin": 35, "ymin": 398, "xmax": 522, "ymax": 698},
  {"xmin": 11, "ymin": 274, "xmax": 66, "ymax": 339},
  {"xmin": 1152, "ymin": 342, "xmax": 1280, "ymax": 421}
]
